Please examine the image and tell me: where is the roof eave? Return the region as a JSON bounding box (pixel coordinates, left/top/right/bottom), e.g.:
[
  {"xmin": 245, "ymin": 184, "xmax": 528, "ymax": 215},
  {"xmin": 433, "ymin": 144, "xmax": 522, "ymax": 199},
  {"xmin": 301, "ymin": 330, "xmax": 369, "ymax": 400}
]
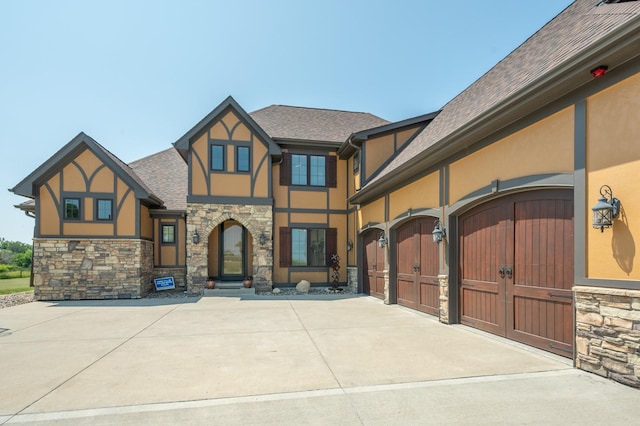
[{"xmin": 350, "ymin": 17, "xmax": 640, "ymax": 205}]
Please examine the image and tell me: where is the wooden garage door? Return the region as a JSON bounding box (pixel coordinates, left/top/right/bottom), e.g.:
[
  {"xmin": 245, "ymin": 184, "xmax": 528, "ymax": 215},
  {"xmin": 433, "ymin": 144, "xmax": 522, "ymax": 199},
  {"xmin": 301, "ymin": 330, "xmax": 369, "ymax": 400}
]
[
  {"xmin": 396, "ymin": 217, "xmax": 439, "ymax": 315},
  {"xmin": 363, "ymin": 230, "xmax": 385, "ymax": 299},
  {"xmin": 459, "ymin": 190, "xmax": 574, "ymax": 357}
]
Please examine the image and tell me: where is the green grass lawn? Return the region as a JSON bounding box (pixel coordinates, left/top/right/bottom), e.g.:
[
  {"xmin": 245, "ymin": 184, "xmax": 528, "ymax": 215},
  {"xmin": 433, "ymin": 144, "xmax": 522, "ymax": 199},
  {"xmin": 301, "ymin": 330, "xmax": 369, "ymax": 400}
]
[{"xmin": 0, "ymin": 277, "xmax": 33, "ymax": 295}]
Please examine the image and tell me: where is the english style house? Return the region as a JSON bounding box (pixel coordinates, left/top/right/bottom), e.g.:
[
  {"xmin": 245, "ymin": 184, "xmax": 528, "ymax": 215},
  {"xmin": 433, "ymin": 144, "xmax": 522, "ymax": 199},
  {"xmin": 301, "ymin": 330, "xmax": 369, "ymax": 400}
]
[{"xmin": 11, "ymin": 0, "xmax": 640, "ymax": 387}]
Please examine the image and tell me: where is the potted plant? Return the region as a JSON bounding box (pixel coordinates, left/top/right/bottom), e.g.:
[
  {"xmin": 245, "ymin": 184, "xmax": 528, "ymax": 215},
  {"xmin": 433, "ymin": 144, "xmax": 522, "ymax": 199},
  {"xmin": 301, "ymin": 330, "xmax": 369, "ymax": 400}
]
[
  {"xmin": 206, "ymin": 277, "xmax": 215, "ymax": 289},
  {"xmin": 243, "ymin": 276, "xmax": 253, "ymax": 288}
]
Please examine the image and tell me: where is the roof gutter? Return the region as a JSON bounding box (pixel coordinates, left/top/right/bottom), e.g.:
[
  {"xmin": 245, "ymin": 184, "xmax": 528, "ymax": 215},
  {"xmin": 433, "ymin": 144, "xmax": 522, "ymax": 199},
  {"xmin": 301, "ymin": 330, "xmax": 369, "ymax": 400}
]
[{"xmin": 350, "ymin": 15, "xmax": 640, "ymax": 205}]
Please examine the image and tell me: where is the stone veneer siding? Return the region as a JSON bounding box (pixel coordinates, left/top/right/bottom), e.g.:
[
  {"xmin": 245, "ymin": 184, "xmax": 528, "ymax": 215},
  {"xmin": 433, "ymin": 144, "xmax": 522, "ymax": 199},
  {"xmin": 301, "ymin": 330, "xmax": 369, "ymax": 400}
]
[
  {"xmin": 32, "ymin": 238, "xmax": 154, "ymax": 300},
  {"xmin": 438, "ymin": 274, "xmax": 449, "ymax": 324},
  {"xmin": 346, "ymin": 266, "xmax": 358, "ymax": 293},
  {"xmin": 575, "ymin": 285, "xmax": 640, "ymax": 388},
  {"xmin": 186, "ymin": 203, "xmax": 273, "ymax": 295}
]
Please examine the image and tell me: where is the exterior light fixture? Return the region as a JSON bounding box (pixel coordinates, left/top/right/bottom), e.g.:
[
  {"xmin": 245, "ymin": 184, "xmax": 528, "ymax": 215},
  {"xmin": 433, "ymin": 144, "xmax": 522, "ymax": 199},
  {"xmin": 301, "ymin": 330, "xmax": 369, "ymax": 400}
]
[
  {"xmin": 432, "ymin": 220, "xmax": 446, "ymax": 244},
  {"xmin": 591, "ymin": 65, "xmax": 608, "ymax": 79},
  {"xmin": 259, "ymin": 233, "xmax": 266, "ymax": 246},
  {"xmin": 592, "ymin": 185, "xmax": 620, "ymax": 232},
  {"xmin": 347, "ymin": 240, "xmax": 353, "ymax": 252},
  {"xmin": 192, "ymin": 230, "xmax": 200, "ymax": 245},
  {"xmin": 378, "ymin": 233, "xmax": 388, "ymax": 248}
]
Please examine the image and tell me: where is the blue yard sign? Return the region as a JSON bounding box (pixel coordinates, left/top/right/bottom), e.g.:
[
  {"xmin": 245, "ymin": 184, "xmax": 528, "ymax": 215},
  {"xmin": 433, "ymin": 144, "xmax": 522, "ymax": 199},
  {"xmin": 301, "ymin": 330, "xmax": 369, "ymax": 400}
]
[{"xmin": 154, "ymin": 277, "xmax": 175, "ymax": 291}]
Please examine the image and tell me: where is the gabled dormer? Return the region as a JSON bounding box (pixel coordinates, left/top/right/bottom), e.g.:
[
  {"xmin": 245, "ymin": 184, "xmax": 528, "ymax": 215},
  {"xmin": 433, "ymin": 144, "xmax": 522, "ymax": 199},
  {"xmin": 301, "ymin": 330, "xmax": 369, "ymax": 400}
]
[
  {"xmin": 11, "ymin": 132, "xmax": 162, "ymax": 239},
  {"xmin": 174, "ymin": 96, "xmax": 282, "ymax": 203}
]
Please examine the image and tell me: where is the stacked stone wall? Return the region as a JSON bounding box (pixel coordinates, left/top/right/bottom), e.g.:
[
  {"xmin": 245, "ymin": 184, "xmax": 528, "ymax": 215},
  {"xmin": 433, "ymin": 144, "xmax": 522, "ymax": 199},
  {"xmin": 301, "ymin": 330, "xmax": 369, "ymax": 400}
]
[
  {"xmin": 32, "ymin": 238, "xmax": 153, "ymax": 300},
  {"xmin": 438, "ymin": 274, "xmax": 450, "ymax": 324},
  {"xmin": 575, "ymin": 286, "xmax": 640, "ymax": 388}
]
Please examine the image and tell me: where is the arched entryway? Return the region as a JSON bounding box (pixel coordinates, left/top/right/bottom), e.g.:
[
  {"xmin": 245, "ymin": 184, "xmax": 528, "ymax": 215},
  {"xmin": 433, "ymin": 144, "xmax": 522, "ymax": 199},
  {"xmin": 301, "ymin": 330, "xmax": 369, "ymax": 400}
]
[
  {"xmin": 457, "ymin": 189, "xmax": 574, "ymax": 357},
  {"xmin": 207, "ymin": 220, "xmax": 253, "ymax": 280}
]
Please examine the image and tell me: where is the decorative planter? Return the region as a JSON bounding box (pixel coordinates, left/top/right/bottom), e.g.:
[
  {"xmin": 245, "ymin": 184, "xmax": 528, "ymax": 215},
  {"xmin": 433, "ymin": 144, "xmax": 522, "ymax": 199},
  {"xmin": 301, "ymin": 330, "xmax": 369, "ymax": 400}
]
[
  {"xmin": 206, "ymin": 279, "xmax": 215, "ymax": 289},
  {"xmin": 243, "ymin": 278, "xmax": 253, "ymax": 288}
]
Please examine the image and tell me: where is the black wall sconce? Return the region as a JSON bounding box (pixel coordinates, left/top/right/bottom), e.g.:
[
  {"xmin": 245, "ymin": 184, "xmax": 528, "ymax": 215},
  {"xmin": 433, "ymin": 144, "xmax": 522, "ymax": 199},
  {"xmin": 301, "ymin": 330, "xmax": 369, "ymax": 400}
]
[
  {"xmin": 259, "ymin": 233, "xmax": 266, "ymax": 246},
  {"xmin": 347, "ymin": 240, "xmax": 353, "ymax": 252},
  {"xmin": 432, "ymin": 220, "xmax": 446, "ymax": 244},
  {"xmin": 592, "ymin": 184, "xmax": 620, "ymax": 232},
  {"xmin": 378, "ymin": 233, "xmax": 388, "ymax": 248},
  {"xmin": 192, "ymin": 230, "xmax": 200, "ymax": 245}
]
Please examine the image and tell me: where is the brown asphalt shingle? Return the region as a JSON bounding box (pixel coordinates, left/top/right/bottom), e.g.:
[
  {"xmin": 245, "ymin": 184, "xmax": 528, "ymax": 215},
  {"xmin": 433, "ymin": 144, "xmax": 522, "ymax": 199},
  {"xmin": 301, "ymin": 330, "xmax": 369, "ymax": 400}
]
[
  {"xmin": 129, "ymin": 148, "xmax": 187, "ymax": 211},
  {"xmin": 250, "ymin": 105, "xmax": 389, "ymax": 143}
]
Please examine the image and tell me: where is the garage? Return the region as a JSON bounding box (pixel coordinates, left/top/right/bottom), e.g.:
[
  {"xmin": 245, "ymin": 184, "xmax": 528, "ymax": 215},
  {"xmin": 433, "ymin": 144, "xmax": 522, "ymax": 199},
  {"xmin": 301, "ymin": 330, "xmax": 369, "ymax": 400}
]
[
  {"xmin": 363, "ymin": 230, "xmax": 385, "ymax": 299},
  {"xmin": 395, "ymin": 217, "xmax": 440, "ymax": 315},
  {"xmin": 459, "ymin": 189, "xmax": 574, "ymax": 357}
]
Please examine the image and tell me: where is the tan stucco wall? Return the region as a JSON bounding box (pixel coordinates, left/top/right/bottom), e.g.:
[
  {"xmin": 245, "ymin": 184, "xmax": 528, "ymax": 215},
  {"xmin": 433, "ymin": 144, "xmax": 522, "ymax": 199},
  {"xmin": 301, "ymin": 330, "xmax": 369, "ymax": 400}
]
[
  {"xmin": 365, "ymin": 133, "xmax": 394, "ymax": 179},
  {"xmin": 359, "ymin": 197, "xmax": 386, "ymax": 227},
  {"xmin": 449, "ymin": 107, "xmax": 574, "ymax": 204},
  {"xmin": 586, "ymin": 73, "xmax": 640, "ymax": 280},
  {"xmin": 37, "ymin": 149, "xmax": 137, "ymax": 238},
  {"xmin": 389, "ymin": 171, "xmax": 439, "ymax": 220}
]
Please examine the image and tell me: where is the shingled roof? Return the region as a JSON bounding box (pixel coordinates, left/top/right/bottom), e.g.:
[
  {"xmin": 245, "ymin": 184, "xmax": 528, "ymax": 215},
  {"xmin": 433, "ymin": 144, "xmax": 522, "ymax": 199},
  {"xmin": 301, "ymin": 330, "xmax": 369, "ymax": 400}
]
[
  {"xmin": 355, "ymin": 0, "xmax": 640, "ymax": 200},
  {"xmin": 129, "ymin": 148, "xmax": 188, "ymax": 211},
  {"xmin": 250, "ymin": 105, "xmax": 389, "ymax": 143}
]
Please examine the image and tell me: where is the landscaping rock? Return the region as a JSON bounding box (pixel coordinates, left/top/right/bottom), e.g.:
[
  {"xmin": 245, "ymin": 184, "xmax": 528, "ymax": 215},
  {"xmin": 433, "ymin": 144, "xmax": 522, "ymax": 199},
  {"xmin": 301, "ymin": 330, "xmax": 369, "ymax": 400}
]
[
  {"xmin": 296, "ymin": 280, "xmax": 311, "ymax": 293},
  {"xmin": 272, "ymin": 288, "xmax": 281, "ymax": 294}
]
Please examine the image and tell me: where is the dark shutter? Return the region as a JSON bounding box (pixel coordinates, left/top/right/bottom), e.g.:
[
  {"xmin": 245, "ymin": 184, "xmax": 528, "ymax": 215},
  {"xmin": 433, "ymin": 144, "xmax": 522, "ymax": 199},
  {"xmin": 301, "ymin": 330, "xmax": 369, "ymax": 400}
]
[
  {"xmin": 280, "ymin": 153, "xmax": 291, "ymax": 186},
  {"xmin": 280, "ymin": 227, "xmax": 292, "ymax": 267},
  {"xmin": 326, "ymin": 227, "xmax": 337, "ymax": 265},
  {"xmin": 326, "ymin": 155, "xmax": 337, "ymax": 188}
]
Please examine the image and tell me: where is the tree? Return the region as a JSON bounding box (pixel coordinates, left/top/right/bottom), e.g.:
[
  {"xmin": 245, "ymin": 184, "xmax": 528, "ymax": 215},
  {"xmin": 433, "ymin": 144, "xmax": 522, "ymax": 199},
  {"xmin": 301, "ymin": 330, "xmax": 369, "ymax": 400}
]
[{"xmin": 12, "ymin": 249, "xmax": 32, "ymax": 269}]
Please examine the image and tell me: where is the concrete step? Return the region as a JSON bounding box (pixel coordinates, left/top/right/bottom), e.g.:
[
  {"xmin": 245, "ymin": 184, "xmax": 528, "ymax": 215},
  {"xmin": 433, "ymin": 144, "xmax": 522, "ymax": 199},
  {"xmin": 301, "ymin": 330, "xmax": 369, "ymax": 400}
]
[{"xmin": 203, "ymin": 281, "xmax": 256, "ymax": 297}]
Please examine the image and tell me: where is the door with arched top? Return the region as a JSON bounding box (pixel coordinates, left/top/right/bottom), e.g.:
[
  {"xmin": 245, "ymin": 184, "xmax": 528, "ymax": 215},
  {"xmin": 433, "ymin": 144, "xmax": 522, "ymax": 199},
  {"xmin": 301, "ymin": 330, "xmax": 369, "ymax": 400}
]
[
  {"xmin": 395, "ymin": 217, "xmax": 440, "ymax": 315},
  {"xmin": 363, "ymin": 230, "xmax": 385, "ymax": 299},
  {"xmin": 459, "ymin": 189, "xmax": 574, "ymax": 356}
]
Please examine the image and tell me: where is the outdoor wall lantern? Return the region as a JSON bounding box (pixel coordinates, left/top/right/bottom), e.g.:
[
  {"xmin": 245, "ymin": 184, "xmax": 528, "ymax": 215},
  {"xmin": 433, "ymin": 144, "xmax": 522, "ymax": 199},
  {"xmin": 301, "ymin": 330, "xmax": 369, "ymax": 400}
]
[
  {"xmin": 347, "ymin": 240, "xmax": 354, "ymax": 252},
  {"xmin": 592, "ymin": 184, "xmax": 620, "ymax": 232},
  {"xmin": 432, "ymin": 220, "xmax": 446, "ymax": 244},
  {"xmin": 259, "ymin": 233, "xmax": 266, "ymax": 246},
  {"xmin": 192, "ymin": 230, "xmax": 200, "ymax": 245},
  {"xmin": 378, "ymin": 233, "xmax": 388, "ymax": 248}
]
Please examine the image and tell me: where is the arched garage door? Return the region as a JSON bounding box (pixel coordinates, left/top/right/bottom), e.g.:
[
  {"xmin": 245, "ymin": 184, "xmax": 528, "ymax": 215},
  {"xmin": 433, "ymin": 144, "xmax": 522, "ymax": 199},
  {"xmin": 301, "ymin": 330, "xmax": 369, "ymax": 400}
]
[
  {"xmin": 395, "ymin": 217, "xmax": 439, "ymax": 315},
  {"xmin": 363, "ymin": 230, "xmax": 385, "ymax": 299},
  {"xmin": 459, "ymin": 189, "xmax": 574, "ymax": 357}
]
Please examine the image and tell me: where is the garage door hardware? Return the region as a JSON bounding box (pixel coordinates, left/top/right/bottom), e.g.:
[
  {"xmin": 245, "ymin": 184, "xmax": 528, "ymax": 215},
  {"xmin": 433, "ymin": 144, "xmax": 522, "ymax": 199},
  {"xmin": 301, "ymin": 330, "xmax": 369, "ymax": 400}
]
[{"xmin": 548, "ymin": 292, "xmax": 573, "ymax": 299}]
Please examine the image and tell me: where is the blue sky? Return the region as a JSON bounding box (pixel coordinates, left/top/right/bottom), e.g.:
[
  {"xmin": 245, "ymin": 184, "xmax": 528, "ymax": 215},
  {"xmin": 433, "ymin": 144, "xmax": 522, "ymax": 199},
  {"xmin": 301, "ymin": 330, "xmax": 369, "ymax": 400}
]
[{"xmin": 1, "ymin": 1, "xmax": 572, "ymax": 243}]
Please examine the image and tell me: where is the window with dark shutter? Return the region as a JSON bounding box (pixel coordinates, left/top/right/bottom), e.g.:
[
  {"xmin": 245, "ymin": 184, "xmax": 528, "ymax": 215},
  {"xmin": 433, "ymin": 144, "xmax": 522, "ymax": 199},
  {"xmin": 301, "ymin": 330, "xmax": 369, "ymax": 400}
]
[
  {"xmin": 280, "ymin": 153, "xmax": 291, "ymax": 186},
  {"xmin": 326, "ymin": 155, "xmax": 337, "ymax": 188},
  {"xmin": 326, "ymin": 227, "xmax": 337, "ymax": 264},
  {"xmin": 280, "ymin": 227, "xmax": 292, "ymax": 267}
]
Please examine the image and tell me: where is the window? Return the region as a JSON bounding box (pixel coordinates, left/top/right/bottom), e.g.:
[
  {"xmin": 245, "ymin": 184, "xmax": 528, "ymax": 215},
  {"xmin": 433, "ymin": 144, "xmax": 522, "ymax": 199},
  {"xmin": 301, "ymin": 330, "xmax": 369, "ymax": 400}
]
[
  {"xmin": 210, "ymin": 145, "xmax": 225, "ymax": 171},
  {"xmin": 162, "ymin": 225, "xmax": 175, "ymax": 244},
  {"xmin": 280, "ymin": 153, "xmax": 336, "ymax": 188},
  {"xmin": 291, "ymin": 228, "xmax": 325, "ymax": 266},
  {"xmin": 280, "ymin": 227, "xmax": 337, "ymax": 267},
  {"xmin": 237, "ymin": 146, "xmax": 250, "ymax": 172},
  {"xmin": 310, "ymin": 155, "xmax": 325, "ymax": 186},
  {"xmin": 353, "ymin": 151, "xmax": 360, "ymax": 173},
  {"xmin": 291, "ymin": 154, "xmax": 308, "ymax": 185},
  {"xmin": 96, "ymin": 199, "xmax": 113, "ymax": 221},
  {"xmin": 64, "ymin": 198, "xmax": 81, "ymax": 220}
]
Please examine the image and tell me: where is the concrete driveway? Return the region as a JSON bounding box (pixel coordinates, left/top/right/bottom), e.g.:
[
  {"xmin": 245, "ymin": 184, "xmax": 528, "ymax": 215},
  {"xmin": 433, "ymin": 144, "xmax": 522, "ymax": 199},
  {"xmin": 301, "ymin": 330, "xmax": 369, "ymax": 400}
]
[{"xmin": 0, "ymin": 295, "xmax": 638, "ymax": 425}]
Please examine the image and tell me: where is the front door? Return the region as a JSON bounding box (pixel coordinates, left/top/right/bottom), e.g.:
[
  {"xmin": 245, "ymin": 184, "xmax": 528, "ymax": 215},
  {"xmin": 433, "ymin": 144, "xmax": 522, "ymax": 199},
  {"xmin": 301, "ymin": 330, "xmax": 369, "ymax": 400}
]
[
  {"xmin": 221, "ymin": 221, "xmax": 245, "ymax": 279},
  {"xmin": 459, "ymin": 189, "xmax": 574, "ymax": 357}
]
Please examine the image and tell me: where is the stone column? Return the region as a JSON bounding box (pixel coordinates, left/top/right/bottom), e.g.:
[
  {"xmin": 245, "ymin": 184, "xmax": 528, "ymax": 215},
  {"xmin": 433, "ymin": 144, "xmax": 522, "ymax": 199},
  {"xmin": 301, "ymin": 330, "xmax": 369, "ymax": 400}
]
[
  {"xmin": 347, "ymin": 266, "xmax": 358, "ymax": 293},
  {"xmin": 438, "ymin": 274, "xmax": 450, "ymax": 324}
]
